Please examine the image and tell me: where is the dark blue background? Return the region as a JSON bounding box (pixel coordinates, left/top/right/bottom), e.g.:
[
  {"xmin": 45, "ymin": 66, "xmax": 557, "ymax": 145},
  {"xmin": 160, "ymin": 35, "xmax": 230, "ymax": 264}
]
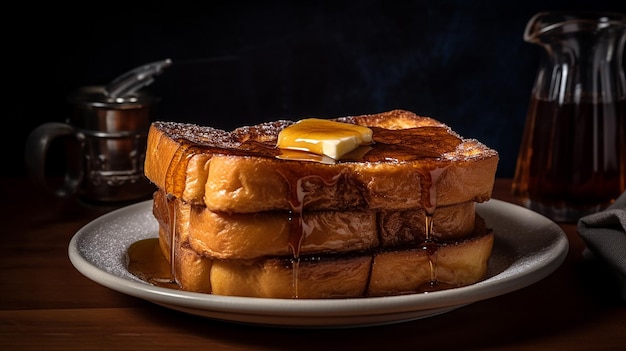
[{"xmin": 10, "ymin": 0, "xmax": 626, "ymax": 178}]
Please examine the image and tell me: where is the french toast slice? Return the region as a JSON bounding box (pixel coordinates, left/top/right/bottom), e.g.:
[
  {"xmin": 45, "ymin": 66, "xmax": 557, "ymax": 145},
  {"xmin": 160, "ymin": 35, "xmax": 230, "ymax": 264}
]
[
  {"xmin": 152, "ymin": 189, "xmax": 478, "ymax": 260},
  {"xmin": 144, "ymin": 110, "xmax": 499, "ymax": 212},
  {"xmin": 156, "ymin": 206, "xmax": 493, "ymax": 298}
]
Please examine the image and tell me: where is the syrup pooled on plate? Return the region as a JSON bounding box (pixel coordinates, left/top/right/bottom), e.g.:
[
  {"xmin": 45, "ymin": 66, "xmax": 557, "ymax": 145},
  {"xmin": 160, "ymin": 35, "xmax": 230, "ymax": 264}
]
[{"xmin": 127, "ymin": 238, "xmax": 179, "ymax": 290}]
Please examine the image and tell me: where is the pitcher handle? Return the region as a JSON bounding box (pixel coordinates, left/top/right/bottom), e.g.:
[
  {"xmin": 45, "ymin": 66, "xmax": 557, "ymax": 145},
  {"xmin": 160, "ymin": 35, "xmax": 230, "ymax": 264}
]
[{"xmin": 25, "ymin": 122, "xmax": 83, "ymax": 198}]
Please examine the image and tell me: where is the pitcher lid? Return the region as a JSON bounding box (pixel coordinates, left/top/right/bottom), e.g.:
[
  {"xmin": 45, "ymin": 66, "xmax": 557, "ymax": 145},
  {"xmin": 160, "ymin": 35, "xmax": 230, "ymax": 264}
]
[
  {"xmin": 524, "ymin": 11, "xmax": 626, "ymax": 43},
  {"xmin": 67, "ymin": 85, "xmax": 159, "ymax": 109}
]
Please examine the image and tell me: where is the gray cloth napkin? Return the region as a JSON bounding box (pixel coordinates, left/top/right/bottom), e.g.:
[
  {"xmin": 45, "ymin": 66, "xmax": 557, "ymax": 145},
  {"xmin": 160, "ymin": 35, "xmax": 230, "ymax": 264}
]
[{"xmin": 578, "ymin": 191, "xmax": 626, "ymax": 300}]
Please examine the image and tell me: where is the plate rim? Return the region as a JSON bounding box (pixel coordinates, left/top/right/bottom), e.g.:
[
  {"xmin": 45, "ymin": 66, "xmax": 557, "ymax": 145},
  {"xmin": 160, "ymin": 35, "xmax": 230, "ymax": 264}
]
[{"xmin": 68, "ymin": 198, "xmax": 569, "ymax": 325}]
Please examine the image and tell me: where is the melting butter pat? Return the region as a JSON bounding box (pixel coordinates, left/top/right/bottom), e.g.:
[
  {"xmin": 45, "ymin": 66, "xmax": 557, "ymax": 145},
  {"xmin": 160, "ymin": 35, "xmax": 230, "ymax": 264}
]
[{"xmin": 277, "ymin": 118, "xmax": 373, "ymax": 160}]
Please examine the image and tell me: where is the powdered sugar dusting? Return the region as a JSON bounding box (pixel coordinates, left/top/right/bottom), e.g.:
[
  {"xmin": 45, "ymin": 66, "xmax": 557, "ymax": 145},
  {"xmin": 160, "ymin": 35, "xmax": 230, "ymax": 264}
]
[{"xmin": 74, "ymin": 202, "xmax": 158, "ymax": 282}]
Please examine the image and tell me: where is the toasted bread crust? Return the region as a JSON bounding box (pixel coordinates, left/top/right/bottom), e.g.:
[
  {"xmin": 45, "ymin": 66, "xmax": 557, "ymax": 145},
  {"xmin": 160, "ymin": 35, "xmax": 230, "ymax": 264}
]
[
  {"xmin": 144, "ymin": 110, "xmax": 499, "ymax": 212},
  {"xmin": 157, "ymin": 212, "xmax": 493, "ymax": 298},
  {"xmin": 153, "ymin": 189, "xmax": 478, "ymax": 260}
]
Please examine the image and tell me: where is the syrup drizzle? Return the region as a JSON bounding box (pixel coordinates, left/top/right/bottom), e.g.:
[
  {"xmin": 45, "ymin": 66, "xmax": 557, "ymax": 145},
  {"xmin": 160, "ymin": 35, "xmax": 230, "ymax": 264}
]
[
  {"xmin": 127, "ymin": 190, "xmax": 179, "ymax": 290},
  {"xmin": 168, "ymin": 193, "xmax": 178, "ymax": 287},
  {"xmin": 278, "ymin": 168, "xmax": 350, "ymax": 298},
  {"xmin": 419, "ymin": 166, "xmax": 448, "ymax": 291}
]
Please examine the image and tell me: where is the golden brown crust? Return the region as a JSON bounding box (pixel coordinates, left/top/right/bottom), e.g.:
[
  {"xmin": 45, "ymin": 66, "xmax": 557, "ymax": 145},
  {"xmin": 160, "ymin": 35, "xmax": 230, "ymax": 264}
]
[
  {"xmin": 368, "ymin": 232, "xmax": 493, "ymax": 296},
  {"xmin": 153, "ymin": 189, "xmax": 479, "ymax": 260},
  {"xmin": 144, "ymin": 110, "xmax": 499, "ymax": 212},
  {"xmin": 157, "ymin": 222, "xmax": 212, "ymax": 294},
  {"xmin": 157, "ymin": 217, "xmax": 493, "ymax": 298},
  {"xmin": 210, "ymin": 255, "xmax": 373, "ymax": 298}
]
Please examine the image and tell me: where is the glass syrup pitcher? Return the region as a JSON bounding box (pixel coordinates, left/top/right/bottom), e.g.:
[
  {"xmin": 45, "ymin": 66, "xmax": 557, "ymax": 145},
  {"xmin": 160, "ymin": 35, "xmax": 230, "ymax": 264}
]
[{"xmin": 512, "ymin": 11, "xmax": 626, "ymax": 223}]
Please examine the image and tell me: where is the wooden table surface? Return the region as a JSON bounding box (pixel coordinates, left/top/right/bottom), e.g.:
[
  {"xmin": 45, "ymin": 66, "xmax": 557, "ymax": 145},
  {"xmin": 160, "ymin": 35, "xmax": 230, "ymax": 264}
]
[{"xmin": 1, "ymin": 177, "xmax": 624, "ymax": 350}]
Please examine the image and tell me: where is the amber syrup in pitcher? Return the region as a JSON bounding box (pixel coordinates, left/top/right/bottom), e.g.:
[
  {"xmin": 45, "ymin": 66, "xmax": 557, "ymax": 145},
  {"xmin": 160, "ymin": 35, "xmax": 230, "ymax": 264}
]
[{"xmin": 512, "ymin": 97, "xmax": 626, "ymax": 222}]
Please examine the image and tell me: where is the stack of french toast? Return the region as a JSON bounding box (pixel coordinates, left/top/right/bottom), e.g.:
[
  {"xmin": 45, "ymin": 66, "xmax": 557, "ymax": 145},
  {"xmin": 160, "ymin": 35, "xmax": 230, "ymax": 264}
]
[{"xmin": 142, "ymin": 109, "xmax": 499, "ymax": 298}]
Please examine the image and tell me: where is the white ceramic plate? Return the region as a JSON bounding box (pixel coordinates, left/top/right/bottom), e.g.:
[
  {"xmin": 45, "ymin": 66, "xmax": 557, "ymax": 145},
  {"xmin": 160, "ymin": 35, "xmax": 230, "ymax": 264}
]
[{"xmin": 68, "ymin": 199, "xmax": 568, "ymax": 328}]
